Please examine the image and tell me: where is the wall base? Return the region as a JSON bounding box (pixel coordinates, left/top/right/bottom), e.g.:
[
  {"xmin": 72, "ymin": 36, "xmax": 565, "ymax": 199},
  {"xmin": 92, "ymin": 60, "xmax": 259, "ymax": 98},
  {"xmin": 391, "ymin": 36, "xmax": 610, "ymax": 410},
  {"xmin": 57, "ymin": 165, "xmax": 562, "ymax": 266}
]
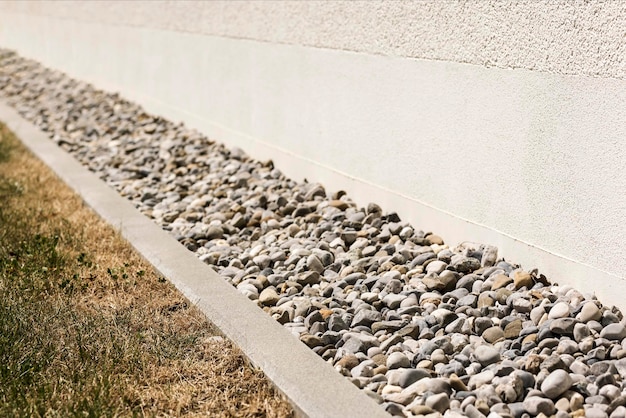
[{"xmin": 0, "ymin": 11, "xmax": 624, "ymax": 308}]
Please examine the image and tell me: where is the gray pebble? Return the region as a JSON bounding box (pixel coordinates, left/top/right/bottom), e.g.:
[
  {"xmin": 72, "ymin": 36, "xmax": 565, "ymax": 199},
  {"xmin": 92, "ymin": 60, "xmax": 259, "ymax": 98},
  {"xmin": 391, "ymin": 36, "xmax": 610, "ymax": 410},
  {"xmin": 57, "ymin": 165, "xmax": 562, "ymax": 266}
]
[
  {"xmin": 522, "ymin": 396, "xmax": 556, "ymax": 415},
  {"xmin": 601, "ymin": 323, "xmax": 626, "ymax": 340},
  {"xmin": 386, "ymin": 351, "xmax": 410, "ymax": 369},
  {"xmin": 541, "ymin": 369, "xmax": 573, "ymax": 399},
  {"xmin": 425, "ymin": 392, "xmax": 450, "ymax": 413},
  {"xmin": 548, "ymin": 302, "xmax": 571, "ymax": 319},
  {"xmin": 586, "ymin": 407, "xmax": 609, "ymax": 418}
]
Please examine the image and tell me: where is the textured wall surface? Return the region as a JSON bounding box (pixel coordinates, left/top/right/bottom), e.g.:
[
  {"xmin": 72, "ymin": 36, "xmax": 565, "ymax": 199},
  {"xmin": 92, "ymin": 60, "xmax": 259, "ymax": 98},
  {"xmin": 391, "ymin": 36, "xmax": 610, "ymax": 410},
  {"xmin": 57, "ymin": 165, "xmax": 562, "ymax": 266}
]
[
  {"xmin": 0, "ymin": 2, "xmax": 624, "ymax": 304},
  {"xmin": 1, "ymin": 0, "xmax": 625, "ymax": 79}
]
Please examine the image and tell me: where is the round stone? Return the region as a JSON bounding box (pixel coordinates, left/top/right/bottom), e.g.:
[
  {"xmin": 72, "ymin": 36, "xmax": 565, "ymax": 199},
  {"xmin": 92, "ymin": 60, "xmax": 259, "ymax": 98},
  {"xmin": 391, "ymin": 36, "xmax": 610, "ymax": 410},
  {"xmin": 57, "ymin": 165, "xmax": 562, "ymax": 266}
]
[
  {"xmin": 477, "ymin": 293, "xmax": 495, "ymax": 308},
  {"xmin": 259, "ymin": 287, "xmax": 280, "ymax": 306},
  {"xmin": 578, "ymin": 302, "xmax": 602, "ymax": 322},
  {"xmin": 473, "ymin": 345, "xmax": 501, "ymax": 367},
  {"xmin": 548, "ymin": 302, "xmax": 571, "ymax": 319},
  {"xmin": 513, "ymin": 270, "xmax": 533, "ymax": 289},
  {"xmin": 300, "ymin": 334, "xmax": 324, "ymax": 348},
  {"xmin": 523, "ymin": 396, "xmax": 556, "ymax": 415},
  {"xmin": 573, "ymin": 323, "xmax": 591, "ymax": 342},
  {"xmin": 451, "ymin": 256, "xmax": 480, "ymax": 274},
  {"xmin": 306, "ymin": 254, "xmax": 325, "ymax": 273},
  {"xmin": 491, "ymin": 274, "xmax": 513, "ymax": 290},
  {"xmin": 203, "ymin": 225, "xmax": 223, "ymax": 240},
  {"xmin": 426, "ymin": 260, "xmax": 447, "ymax": 274},
  {"xmin": 425, "ymin": 392, "xmax": 450, "ymax": 413},
  {"xmin": 425, "ymin": 234, "xmax": 444, "ymax": 245},
  {"xmin": 336, "ymin": 354, "xmax": 360, "ymax": 369},
  {"xmin": 386, "ymin": 352, "xmax": 410, "ymax": 369},
  {"xmin": 512, "ymin": 298, "xmax": 533, "ymax": 313},
  {"xmin": 541, "ymin": 369, "xmax": 573, "ymax": 399},
  {"xmin": 504, "ymin": 319, "xmax": 523, "ymax": 339},
  {"xmin": 482, "ymin": 326, "xmax": 505, "ymax": 343},
  {"xmin": 550, "ymin": 317, "xmax": 579, "ymax": 335},
  {"xmin": 397, "ymin": 368, "xmax": 431, "ymax": 388},
  {"xmin": 585, "ymin": 407, "xmax": 609, "ymax": 418},
  {"xmin": 600, "ymin": 323, "xmax": 626, "ymax": 340}
]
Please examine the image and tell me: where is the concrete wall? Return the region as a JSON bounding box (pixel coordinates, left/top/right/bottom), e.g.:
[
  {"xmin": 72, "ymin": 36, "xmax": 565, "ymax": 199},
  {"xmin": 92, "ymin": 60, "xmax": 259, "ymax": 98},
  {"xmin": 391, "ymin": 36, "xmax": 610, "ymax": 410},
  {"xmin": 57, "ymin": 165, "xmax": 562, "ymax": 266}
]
[{"xmin": 0, "ymin": 1, "xmax": 624, "ymax": 307}]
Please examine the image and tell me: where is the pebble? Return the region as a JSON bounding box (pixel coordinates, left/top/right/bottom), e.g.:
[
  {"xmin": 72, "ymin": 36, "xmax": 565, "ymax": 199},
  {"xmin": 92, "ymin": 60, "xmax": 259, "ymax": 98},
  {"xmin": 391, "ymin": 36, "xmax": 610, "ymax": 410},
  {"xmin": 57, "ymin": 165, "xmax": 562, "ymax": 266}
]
[
  {"xmin": 579, "ymin": 302, "xmax": 603, "ymax": 322},
  {"xmin": 550, "ymin": 317, "xmax": 579, "ymax": 335},
  {"xmin": 586, "ymin": 407, "xmax": 609, "ymax": 418},
  {"xmin": 469, "ymin": 370, "xmax": 495, "ymax": 390},
  {"xmin": 482, "ymin": 326, "xmax": 505, "ymax": 343},
  {"xmin": 523, "ymin": 396, "xmax": 556, "ymax": 415},
  {"xmin": 473, "ymin": 345, "xmax": 501, "ymax": 367},
  {"xmin": 2, "ymin": 49, "xmax": 626, "ymax": 418},
  {"xmin": 259, "ymin": 287, "xmax": 280, "ymax": 305},
  {"xmin": 386, "ymin": 352, "xmax": 410, "ymax": 369},
  {"xmin": 574, "ymin": 322, "xmax": 592, "ymax": 342},
  {"xmin": 549, "ymin": 302, "xmax": 571, "ymax": 319},
  {"xmin": 425, "ymin": 392, "xmax": 450, "ymax": 413},
  {"xmin": 396, "ymin": 368, "xmax": 431, "ymax": 388},
  {"xmin": 351, "ymin": 309, "xmax": 382, "ymax": 327},
  {"xmin": 491, "ymin": 274, "xmax": 513, "ymax": 290},
  {"xmin": 541, "ymin": 369, "xmax": 573, "ymax": 399},
  {"xmin": 513, "ymin": 270, "xmax": 533, "ymax": 289},
  {"xmin": 601, "ymin": 323, "xmax": 626, "ymax": 340},
  {"xmin": 512, "ymin": 297, "xmax": 533, "ymax": 313},
  {"xmin": 426, "ymin": 260, "xmax": 447, "ymax": 274},
  {"xmin": 612, "ymin": 406, "xmax": 626, "ymax": 418}
]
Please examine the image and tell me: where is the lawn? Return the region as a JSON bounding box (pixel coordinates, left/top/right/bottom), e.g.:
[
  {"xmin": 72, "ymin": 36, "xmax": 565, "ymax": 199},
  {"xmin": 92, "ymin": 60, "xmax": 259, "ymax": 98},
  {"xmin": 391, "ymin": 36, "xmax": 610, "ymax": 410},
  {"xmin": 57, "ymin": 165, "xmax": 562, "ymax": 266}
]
[{"xmin": 0, "ymin": 123, "xmax": 293, "ymax": 417}]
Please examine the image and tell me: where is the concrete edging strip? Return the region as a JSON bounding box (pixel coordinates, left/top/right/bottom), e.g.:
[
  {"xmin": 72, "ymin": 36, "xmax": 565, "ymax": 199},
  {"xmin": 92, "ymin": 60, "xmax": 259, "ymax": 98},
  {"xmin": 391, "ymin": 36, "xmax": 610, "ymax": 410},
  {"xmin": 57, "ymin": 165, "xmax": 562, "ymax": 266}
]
[{"xmin": 0, "ymin": 101, "xmax": 389, "ymax": 418}]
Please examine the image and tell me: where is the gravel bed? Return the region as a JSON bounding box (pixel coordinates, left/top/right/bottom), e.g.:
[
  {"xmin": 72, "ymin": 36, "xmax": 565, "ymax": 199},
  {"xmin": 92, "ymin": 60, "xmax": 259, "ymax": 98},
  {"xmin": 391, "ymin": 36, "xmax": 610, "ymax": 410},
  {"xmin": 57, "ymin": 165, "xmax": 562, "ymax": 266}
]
[{"xmin": 2, "ymin": 49, "xmax": 626, "ymax": 418}]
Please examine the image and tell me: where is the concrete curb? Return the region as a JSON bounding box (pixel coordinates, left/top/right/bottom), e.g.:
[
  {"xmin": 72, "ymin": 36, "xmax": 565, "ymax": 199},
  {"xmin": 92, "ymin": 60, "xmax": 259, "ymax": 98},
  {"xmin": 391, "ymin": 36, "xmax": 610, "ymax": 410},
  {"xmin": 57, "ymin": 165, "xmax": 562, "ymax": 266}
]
[{"xmin": 0, "ymin": 101, "xmax": 389, "ymax": 418}]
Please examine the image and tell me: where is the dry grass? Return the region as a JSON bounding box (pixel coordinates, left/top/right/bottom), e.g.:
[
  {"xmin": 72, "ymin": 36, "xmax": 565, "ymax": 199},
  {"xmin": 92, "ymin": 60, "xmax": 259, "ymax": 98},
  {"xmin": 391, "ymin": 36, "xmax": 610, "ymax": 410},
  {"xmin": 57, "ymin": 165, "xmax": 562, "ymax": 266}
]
[{"xmin": 0, "ymin": 123, "xmax": 294, "ymax": 417}]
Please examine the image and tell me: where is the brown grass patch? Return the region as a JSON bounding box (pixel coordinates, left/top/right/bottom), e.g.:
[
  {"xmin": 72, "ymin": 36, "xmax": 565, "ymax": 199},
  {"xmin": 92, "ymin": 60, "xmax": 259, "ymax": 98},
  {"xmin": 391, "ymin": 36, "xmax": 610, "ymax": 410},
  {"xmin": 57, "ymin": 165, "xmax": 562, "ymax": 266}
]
[{"xmin": 0, "ymin": 123, "xmax": 294, "ymax": 417}]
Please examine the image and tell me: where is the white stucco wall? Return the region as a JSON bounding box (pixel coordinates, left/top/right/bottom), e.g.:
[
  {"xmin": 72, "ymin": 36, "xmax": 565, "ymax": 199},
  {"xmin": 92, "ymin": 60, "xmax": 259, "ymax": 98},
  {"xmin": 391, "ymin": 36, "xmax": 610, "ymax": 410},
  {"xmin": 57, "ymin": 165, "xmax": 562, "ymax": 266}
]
[
  {"xmin": 2, "ymin": 1, "xmax": 625, "ymax": 79},
  {"xmin": 0, "ymin": 1, "xmax": 624, "ymax": 306}
]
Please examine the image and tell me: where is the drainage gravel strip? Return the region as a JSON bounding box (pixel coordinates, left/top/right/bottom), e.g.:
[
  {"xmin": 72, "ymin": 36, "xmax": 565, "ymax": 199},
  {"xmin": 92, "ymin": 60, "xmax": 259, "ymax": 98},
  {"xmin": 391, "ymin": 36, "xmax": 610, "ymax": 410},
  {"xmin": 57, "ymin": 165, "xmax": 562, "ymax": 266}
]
[
  {"xmin": 2, "ymin": 49, "xmax": 626, "ymax": 418},
  {"xmin": 0, "ymin": 76, "xmax": 387, "ymax": 418}
]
